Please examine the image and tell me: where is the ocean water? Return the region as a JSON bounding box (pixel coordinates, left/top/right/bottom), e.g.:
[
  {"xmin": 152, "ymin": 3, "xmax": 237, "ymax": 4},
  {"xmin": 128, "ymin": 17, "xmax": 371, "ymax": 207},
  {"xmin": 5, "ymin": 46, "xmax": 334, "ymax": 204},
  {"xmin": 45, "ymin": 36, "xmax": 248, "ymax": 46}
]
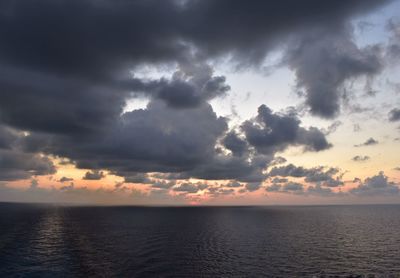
[{"xmin": 1, "ymin": 203, "xmax": 400, "ymax": 277}]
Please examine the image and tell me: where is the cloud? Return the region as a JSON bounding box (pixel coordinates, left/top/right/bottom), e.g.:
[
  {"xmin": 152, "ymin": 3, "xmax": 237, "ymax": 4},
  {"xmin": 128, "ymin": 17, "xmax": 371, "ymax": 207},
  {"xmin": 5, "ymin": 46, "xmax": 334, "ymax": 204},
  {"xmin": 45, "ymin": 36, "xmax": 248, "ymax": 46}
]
[
  {"xmin": 266, "ymin": 181, "xmax": 304, "ymax": 194},
  {"xmin": 350, "ymin": 172, "xmax": 399, "ymax": 196},
  {"xmin": 0, "ymin": 0, "xmax": 392, "ymax": 188},
  {"xmin": 151, "ymin": 181, "xmax": 175, "ymax": 190},
  {"xmin": 124, "ymin": 173, "xmax": 152, "ymax": 184},
  {"xmin": 352, "ymin": 155, "xmax": 370, "ymax": 162},
  {"xmin": 282, "ymin": 182, "xmax": 304, "ymax": 192},
  {"xmin": 324, "ymin": 121, "xmax": 343, "ymax": 135},
  {"xmin": 242, "ymin": 105, "xmax": 331, "ymax": 155},
  {"xmin": 307, "ymin": 185, "xmax": 339, "ymax": 197},
  {"xmin": 268, "ymin": 164, "xmax": 343, "ymax": 187},
  {"xmin": 354, "ymin": 137, "xmax": 379, "ymax": 147},
  {"xmin": 173, "ymin": 182, "xmax": 208, "ymax": 194},
  {"xmin": 225, "ymin": 181, "xmax": 243, "ymax": 188},
  {"xmin": 389, "ymin": 108, "xmax": 400, "ymax": 122},
  {"xmin": 221, "ymin": 131, "xmax": 248, "ymax": 157},
  {"xmin": 286, "ymin": 23, "xmax": 383, "ymax": 118},
  {"xmin": 143, "ymin": 63, "xmax": 230, "ymax": 108},
  {"xmin": 0, "ymin": 125, "xmax": 56, "ymax": 181},
  {"xmin": 59, "ymin": 176, "xmax": 74, "ymax": 183},
  {"xmin": 83, "ymin": 170, "xmax": 105, "ymax": 180},
  {"xmin": 265, "ymin": 180, "xmax": 341, "ymax": 197},
  {"xmin": 245, "ymin": 182, "xmax": 262, "ymax": 192}
]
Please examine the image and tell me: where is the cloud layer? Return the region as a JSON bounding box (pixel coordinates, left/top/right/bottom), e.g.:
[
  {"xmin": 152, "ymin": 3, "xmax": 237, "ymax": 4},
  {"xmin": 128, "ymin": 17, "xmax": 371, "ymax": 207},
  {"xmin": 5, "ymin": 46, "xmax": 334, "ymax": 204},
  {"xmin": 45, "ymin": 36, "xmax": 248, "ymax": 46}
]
[{"xmin": 0, "ymin": 0, "xmax": 395, "ymax": 203}]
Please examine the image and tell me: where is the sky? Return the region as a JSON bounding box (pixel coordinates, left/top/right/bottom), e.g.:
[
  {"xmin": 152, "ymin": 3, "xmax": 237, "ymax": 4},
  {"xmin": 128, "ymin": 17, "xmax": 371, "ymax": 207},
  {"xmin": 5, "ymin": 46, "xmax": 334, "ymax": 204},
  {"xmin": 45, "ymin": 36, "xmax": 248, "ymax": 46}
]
[{"xmin": 0, "ymin": 0, "xmax": 400, "ymax": 205}]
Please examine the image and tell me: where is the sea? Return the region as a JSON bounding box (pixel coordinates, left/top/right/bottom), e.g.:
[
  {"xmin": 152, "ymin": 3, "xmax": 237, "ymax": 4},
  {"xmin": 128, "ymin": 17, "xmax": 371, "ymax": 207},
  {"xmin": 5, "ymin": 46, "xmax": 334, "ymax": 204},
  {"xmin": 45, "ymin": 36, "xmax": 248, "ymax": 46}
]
[{"xmin": 1, "ymin": 203, "xmax": 400, "ymax": 277}]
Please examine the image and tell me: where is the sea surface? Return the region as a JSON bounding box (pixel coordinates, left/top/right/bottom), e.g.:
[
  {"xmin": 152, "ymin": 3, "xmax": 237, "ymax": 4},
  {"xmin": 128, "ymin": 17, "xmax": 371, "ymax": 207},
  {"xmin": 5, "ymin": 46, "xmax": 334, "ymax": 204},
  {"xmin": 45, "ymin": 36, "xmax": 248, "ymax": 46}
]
[{"xmin": 1, "ymin": 203, "xmax": 400, "ymax": 277}]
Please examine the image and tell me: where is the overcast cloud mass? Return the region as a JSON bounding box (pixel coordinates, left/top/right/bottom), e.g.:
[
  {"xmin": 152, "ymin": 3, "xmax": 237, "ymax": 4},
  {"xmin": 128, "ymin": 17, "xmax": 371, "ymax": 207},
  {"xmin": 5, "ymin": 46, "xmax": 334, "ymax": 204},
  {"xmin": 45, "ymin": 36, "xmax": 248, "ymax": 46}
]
[{"xmin": 0, "ymin": 0, "xmax": 399, "ymax": 205}]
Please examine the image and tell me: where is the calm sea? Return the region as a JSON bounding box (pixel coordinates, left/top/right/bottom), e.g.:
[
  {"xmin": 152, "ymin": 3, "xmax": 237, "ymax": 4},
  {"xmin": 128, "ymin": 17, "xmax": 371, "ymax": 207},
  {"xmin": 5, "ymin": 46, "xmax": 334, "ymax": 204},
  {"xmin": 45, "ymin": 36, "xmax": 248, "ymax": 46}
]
[{"xmin": 1, "ymin": 203, "xmax": 400, "ymax": 277}]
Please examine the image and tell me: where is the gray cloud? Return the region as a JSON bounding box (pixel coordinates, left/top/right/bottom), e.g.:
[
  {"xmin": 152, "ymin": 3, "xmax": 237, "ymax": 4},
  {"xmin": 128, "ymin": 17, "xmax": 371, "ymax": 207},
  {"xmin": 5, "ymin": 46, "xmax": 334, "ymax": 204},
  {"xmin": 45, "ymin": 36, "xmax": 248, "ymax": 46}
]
[
  {"xmin": 0, "ymin": 0, "xmax": 392, "ymax": 186},
  {"xmin": 242, "ymin": 105, "xmax": 331, "ymax": 155},
  {"xmin": 350, "ymin": 172, "xmax": 399, "ymax": 196},
  {"xmin": 352, "ymin": 155, "xmax": 370, "ymax": 162},
  {"xmin": 173, "ymin": 182, "xmax": 208, "ymax": 194},
  {"xmin": 286, "ymin": 24, "xmax": 383, "ymax": 118},
  {"xmin": 245, "ymin": 182, "xmax": 262, "ymax": 192},
  {"xmin": 59, "ymin": 176, "xmax": 74, "ymax": 183},
  {"xmin": 151, "ymin": 181, "xmax": 175, "ymax": 190},
  {"xmin": 268, "ymin": 164, "xmax": 343, "ymax": 187},
  {"xmin": 389, "ymin": 108, "xmax": 400, "ymax": 122},
  {"xmin": 83, "ymin": 170, "xmax": 105, "ymax": 180},
  {"xmin": 222, "ymin": 131, "xmax": 248, "ymax": 157},
  {"xmin": 324, "ymin": 121, "xmax": 343, "ymax": 135},
  {"xmin": 354, "ymin": 137, "xmax": 379, "ymax": 147},
  {"xmin": 124, "ymin": 173, "xmax": 152, "ymax": 184},
  {"xmin": 0, "ymin": 125, "xmax": 55, "ymax": 181}
]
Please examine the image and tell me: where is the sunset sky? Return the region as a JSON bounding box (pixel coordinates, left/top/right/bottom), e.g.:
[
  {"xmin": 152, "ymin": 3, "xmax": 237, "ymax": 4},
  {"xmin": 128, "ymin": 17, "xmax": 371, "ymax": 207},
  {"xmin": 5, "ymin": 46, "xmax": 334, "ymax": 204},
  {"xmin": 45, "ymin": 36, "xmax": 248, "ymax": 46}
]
[{"xmin": 0, "ymin": 0, "xmax": 399, "ymax": 205}]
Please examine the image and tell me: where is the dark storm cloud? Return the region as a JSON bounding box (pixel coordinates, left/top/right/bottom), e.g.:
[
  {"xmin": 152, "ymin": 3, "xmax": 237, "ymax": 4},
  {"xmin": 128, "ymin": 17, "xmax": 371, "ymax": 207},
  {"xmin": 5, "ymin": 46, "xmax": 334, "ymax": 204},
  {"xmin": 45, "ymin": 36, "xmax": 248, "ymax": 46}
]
[
  {"xmin": 242, "ymin": 105, "xmax": 331, "ymax": 155},
  {"xmin": 0, "ymin": 0, "xmax": 389, "ymax": 133},
  {"xmin": 145, "ymin": 63, "xmax": 230, "ymax": 108},
  {"xmin": 0, "ymin": 150, "xmax": 55, "ymax": 181},
  {"xmin": 83, "ymin": 170, "xmax": 105, "ymax": 180},
  {"xmin": 0, "ymin": 125, "xmax": 55, "ymax": 181},
  {"xmin": 222, "ymin": 131, "xmax": 248, "ymax": 157},
  {"xmin": 389, "ymin": 108, "xmax": 400, "ymax": 122},
  {"xmin": 354, "ymin": 137, "xmax": 379, "ymax": 147},
  {"xmin": 352, "ymin": 155, "xmax": 370, "ymax": 162},
  {"xmin": 350, "ymin": 172, "xmax": 399, "ymax": 196},
  {"xmin": 0, "ymin": 0, "xmax": 391, "ymax": 183}
]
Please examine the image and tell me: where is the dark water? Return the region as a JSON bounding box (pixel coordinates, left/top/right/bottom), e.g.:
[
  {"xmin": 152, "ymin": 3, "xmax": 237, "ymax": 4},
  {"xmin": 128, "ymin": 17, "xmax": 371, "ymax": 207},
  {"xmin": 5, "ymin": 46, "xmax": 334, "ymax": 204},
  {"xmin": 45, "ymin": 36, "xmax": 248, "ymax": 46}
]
[{"xmin": 1, "ymin": 203, "xmax": 400, "ymax": 277}]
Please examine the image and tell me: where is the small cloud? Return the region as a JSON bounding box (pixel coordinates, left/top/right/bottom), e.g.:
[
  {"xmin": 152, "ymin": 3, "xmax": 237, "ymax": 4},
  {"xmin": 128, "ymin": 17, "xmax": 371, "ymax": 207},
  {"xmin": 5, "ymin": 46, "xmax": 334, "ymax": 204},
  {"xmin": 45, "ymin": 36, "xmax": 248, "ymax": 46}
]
[
  {"xmin": 83, "ymin": 170, "xmax": 105, "ymax": 180},
  {"xmin": 59, "ymin": 176, "xmax": 74, "ymax": 183},
  {"xmin": 225, "ymin": 181, "xmax": 242, "ymax": 188},
  {"xmin": 124, "ymin": 173, "xmax": 152, "ymax": 184},
  {"xmin": 323, "ymin": 121, "xmax": 342, "ymax": 135},
  {"xmin": 354, "ymin": 137, "xmax": 379, "ymax": 147},
  {"xmin": 352, "ymin": 155, "xmax": 370, "ymax": 162}
]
